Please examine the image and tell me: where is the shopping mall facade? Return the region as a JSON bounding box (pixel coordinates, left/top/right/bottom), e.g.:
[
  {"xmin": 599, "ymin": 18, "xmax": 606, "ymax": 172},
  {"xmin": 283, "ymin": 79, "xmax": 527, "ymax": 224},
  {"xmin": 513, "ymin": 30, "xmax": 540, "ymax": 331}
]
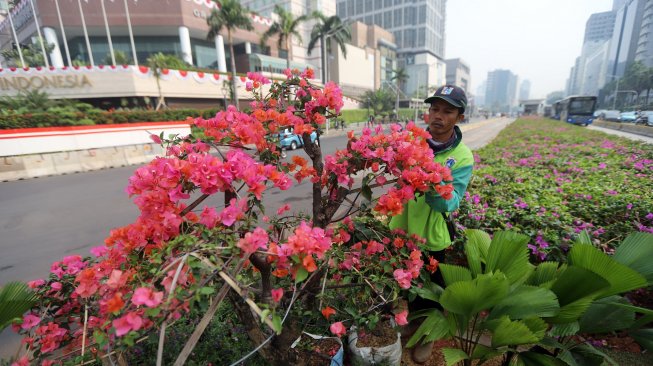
[{"xmin": 0, "ymin": 0, "xmax": 323, "ymax": 108}]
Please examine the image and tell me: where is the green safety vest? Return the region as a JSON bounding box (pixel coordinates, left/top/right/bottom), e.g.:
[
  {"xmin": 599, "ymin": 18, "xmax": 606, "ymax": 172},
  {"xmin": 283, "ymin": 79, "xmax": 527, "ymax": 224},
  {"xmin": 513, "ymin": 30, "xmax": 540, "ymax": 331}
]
[{"xmin": 389, "ymin": 126, "xmax": 474, "ymax": 251}]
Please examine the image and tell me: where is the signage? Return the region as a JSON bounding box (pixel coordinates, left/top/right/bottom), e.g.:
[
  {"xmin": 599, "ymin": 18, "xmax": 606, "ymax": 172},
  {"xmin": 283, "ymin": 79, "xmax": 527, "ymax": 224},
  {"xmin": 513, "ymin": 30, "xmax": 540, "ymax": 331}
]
[{"xmin": 0, "ymin": 74, "xmax": 93, "ymax": 91}]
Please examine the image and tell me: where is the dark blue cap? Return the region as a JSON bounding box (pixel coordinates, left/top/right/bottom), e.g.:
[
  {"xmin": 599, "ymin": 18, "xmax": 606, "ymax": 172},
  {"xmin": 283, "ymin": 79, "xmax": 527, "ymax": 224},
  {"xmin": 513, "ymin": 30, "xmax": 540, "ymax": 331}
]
[{"xmin": 424, "ymin": 85, "xmax": 467, "ymax": 113}]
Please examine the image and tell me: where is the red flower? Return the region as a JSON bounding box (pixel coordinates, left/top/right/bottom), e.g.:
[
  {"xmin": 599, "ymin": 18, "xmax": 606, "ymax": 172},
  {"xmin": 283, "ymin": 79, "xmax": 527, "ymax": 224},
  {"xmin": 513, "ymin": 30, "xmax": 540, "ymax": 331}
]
[
  {"xmin": 330, "ymin": 322, "xmax": 346, "ymax": 337},
  {"xmin": 321, "ymin": 306, "xmax": 336, "ymax": 320}
]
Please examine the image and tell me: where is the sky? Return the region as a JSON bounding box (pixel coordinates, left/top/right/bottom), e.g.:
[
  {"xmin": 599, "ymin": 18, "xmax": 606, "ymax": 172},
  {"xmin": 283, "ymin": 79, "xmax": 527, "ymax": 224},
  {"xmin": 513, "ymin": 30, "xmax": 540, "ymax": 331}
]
[{"xmin": 446, "ymin": 0, "xmax": 613, "ymax": 99}]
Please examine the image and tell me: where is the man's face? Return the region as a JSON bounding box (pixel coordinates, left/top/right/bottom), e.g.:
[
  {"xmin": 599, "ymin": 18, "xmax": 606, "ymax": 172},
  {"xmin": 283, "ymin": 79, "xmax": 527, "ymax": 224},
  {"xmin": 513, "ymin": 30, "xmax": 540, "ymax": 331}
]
[{"xmin": 427, "ymin": 99, "xmax": 464, "ymax": 142}]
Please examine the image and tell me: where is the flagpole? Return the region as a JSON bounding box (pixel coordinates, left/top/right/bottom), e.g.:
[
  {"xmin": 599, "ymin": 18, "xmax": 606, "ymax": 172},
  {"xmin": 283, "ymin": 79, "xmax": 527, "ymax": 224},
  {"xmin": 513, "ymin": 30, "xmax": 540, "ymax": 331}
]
[
  {"xmin": 28, "ymin": 0, "xmax": 49, "ymax": 67},
  {"xmin": 53, "ymin": 0, "xmax": 72, "ymax": 66},
  {"xmin": 100, "ymin": 0, "xmax": 116, "ymax": 65},
  {"xmin": 123, "ymin": 0, "xmax": 138, "ymax": 65},
  {"xmin": 77, "ymin": 0, "xmax": 94, "ymax": 66},
  {"xmin": 6, "ymin": 5, "xmax": 25, "ymax": 67}
]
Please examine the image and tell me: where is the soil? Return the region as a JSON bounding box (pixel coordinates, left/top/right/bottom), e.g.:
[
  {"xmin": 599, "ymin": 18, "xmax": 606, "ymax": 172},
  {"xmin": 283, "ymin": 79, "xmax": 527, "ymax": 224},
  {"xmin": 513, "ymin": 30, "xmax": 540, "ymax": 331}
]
[
  {"xmin": 294, "ymin": 336, "xmax": 341, "ymax": 366},
  {"xmin": 355, "ymin": 320, "xmax": 400, "ymax": 348}
]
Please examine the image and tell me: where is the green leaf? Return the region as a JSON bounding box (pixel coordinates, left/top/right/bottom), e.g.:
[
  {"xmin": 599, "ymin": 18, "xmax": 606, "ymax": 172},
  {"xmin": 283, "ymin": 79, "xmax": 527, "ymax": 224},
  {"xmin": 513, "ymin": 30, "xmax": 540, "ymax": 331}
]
[
  {"xmin": 439, "ymin": 264, "xmax": 472, "ymax": 286},
  {"xmin": 630, "ymin": 329, "xmax": 653, "ymax": 352},
  {"xmin": 548, "ymin": 322, "xmax": 579, "ymax": 337},
  {"xmin": 442, "ymin": 348, "xmax": 469, "ymax": 366},
  {"xmin": 295, "ymin": 267, "xmax": 309, "ymax": 283},
  {"xmin": 465, "ymin": 229, "xmax": 491, "ymax": 275},
  {"xmin": 567, "ymin": 343, "xmax": 616, "ymax": 366},
  {"xmin": 526, "ymin": 262, "xmax": 562, "ymax": 287},
  {"xmin": 471, "ymin": 344, "xmax": 505, "ymax": 362},
  {"xmin": 514, "ymin": 351, "xmax": 566, "ymax": 366},
  {"xmin": 0, "ymin": 281, "xmax": 38, "ymax": 330},
  {"xmin": 145, "ymin": 307, "xmax": 161, "ymax": 317},
  {"xmin": 361, "ymin": 184, "xmax": 372, "ymax": 202},
  {"xmin": 549, "ymin": 266, "xmax": 609, "ymax": 306},
  {"xmin": 489, "ymin": 285, "xmax": 560, "ymax": 320},
  {"xmin": 406, "ymin": 309, "xmax": 450, "ymax": 348},
  {"xmin": 260, "ymin": 309, "xmax": 270, "ymax": 324},
  {"xmin": 199, "ymin": 286, "xmax": 215, "ymax": 295},
  {"xmin": 487, "ymin": 316, "xmax": 546, "ymax": 348},
  {"xmin": 568, "ymin": 243, "xmax": 647, "ymax": 298},
  {"xmin": 613, "ymin": 232, "xmax": 653, "ymax": 283},
  {"xmin": 440, "ymin": 273, "xmax": 509, "ymax": 318},
  {"xmin": 486, "ymin": 231, "xmax": 533, "ymax": 285},
  {"xmin": 548, "ymin": 297, "xmax": 595, "ymax": 324},
  {"xmin": 578, "ymin": 296, "xmax": 635, "ymax": 333},
  {"xmin": 272, "ymin": 313, "xmax": 282, "ymax": 335}
]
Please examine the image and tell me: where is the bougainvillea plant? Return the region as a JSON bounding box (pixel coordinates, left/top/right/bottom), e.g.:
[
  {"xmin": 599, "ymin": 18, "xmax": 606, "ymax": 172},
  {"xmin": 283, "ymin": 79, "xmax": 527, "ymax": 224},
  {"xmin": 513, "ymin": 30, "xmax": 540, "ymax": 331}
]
[{"xmin": 12, "ymin": 69, "xmax": 453, "ymax": 365}]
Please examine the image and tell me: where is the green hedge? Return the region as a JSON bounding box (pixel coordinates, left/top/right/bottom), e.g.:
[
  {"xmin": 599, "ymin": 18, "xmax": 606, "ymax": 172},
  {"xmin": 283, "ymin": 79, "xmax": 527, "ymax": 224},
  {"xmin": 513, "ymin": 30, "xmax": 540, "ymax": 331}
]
[
  {"xmin": 0, "ymin": 108, "xmax": 220, "ymax": 129},
  {"xmin": 339, "ymin": 108, "xmax": 424, "ymax": 124}
]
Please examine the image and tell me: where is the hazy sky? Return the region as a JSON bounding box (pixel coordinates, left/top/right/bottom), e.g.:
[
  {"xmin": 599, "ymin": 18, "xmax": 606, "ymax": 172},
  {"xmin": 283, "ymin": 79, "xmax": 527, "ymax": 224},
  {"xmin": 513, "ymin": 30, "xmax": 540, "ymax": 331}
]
[{"xmin": 446, "ymin": 0, "xmax": 613, "ymax": 99}]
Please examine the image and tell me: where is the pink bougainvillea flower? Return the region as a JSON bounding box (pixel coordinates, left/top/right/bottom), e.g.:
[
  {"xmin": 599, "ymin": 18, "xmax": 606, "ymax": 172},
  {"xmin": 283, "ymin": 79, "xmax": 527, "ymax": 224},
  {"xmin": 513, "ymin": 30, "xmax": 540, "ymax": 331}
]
[
  {"xmin": 26, "ymin": 279, "xmax": 45, "ymax": 289},
  {"xmin": 330, "ymin": 322, "xmax": 346, "ymax": 337},
  {"xmin": 395, "ymin": 310, "xmax": 409, "ymax": 326},
  {"xmin": 150, "ymin": 134, "xmax": 162, "ymax": 144},
  {"xmin": 131, "ymin": 287, "xmax": 164, "ymax": 308},
  {"xmin": 237, "ymin": 227, "xmax": 269, "ymax": 254},
  {"xmin": 10, "ymin": 355, "xmax": 29, "ymax": 366},
  {"xmin": 20, "ymin": 314, "xmax": 41, "ymax": 330},
  {"xmin": 112, "ymin": 312, "xmax": 144, "ymax": 337},
  {"xmin": 89, "ymin": 245, "xmax": 108, "ymax": 257},
  {"xmin": 277, "ymin": 203, "xmax": 291, "ymax": 215},
  {"xmin": 271, "ymin": 288, "xmax": 283, "ymax": 303},
  {"xmin": 393, "ymin": 269, "xmax": 413, "ymax": 289},
  {"xmin": 321, "ymin": 306, "xmax": 336, "ymax": 320}
]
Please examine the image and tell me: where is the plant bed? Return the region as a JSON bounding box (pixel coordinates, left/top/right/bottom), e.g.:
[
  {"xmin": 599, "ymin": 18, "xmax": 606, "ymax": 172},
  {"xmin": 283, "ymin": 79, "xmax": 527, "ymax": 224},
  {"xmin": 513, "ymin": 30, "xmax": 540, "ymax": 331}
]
[
  {"xmin": 291, "ymin": 333, "xmax": 344, "ymax": 366},
  {"xmin": 348, "ymin": 320, "xmax": 402, "ymax": 365}
]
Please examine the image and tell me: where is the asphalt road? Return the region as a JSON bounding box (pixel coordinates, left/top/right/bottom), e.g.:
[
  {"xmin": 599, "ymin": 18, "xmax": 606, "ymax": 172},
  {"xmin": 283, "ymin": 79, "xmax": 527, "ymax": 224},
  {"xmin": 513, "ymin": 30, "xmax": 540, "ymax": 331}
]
[{"xmin": 0, "ymin": 117, "xmax": 515, "ymax": 358}]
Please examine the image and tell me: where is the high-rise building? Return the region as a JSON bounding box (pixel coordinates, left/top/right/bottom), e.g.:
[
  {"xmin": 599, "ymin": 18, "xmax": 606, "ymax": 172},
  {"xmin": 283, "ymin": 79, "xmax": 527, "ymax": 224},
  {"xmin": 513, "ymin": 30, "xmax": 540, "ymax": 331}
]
[
  {"xmin": 336, "ymin": 0, "xmax": 447, "ymax": 97},
  {"xmin": 444, "ymin": 58, "xmax": 470, "ymax": 94},
  {"xmin": 607, "ymin": 0, "xmax": 646, "ymax": 77},
  {"xmin": 485, "ymin": 69, "xmax": 518, "ymax": 114},
  {"xmin": 519, "ymin": 79, "xmax": 531, "ymax": 101},
  {"xmin": 567, "ymin": 10, "xmax": 616, "ymax": 96},
  {"xmin": 635, "ymin": 0, "xmax": 653, "ymax": 67}
]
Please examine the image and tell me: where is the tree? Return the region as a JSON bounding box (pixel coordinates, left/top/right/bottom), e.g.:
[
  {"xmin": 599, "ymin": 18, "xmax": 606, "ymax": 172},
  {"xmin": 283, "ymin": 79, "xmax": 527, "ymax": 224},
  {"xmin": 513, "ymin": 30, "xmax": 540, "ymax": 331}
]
[
  {"xmin": 362, "ymin": 88, "xmax": 395, "ymax": 116},
  {"xmin": 207, "ymin": 0, "xmax": 253, "ymax": 110},
  {"xmin": 146, "ymin": 53, "xmax": 190, "ymax": 110},
  {"xmin": 623, "ymin": 61, "xmax": 648, "ymax": 108},
  {"xmin": 307, "ymin": 12, "xmax": 351, "ymax": 83},
  {"xmin": 391, "ymin": 67, "xmax": 409, "ymax": 116},
  {"xmin": 545, "ymin": 90, "xmax": 565, "ymax": 105},
  {"xmin": 261, "ymin": 5, "xmax": 310, "ymax": 69},
  {"xmin": 0, "ymin": 38, "xmax": 53, "ymax": 67},
  {"xmin": 103, "ymin": 50, "xmax": 130, "ymax": 66}
]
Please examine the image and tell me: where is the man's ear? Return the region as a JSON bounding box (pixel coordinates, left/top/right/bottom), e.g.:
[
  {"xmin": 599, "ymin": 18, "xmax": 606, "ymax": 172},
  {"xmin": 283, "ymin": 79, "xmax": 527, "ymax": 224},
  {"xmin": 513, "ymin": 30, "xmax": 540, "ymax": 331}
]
[{"xmin": 457, "ymin": 114, "xmax": 465, "ymax": 122}]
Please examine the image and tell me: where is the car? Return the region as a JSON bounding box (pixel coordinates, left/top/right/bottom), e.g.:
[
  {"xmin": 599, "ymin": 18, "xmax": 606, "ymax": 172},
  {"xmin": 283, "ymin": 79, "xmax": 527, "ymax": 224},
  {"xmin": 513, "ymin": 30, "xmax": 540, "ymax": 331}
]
[
  {"xmin": 598, "ymin": 110, "xmax": 621, "ymax": 122},
  {"xmin": 635, "ymin": 111, "xmax": 653, "ymax": 126},
  {"xmin": 277, "ymin": 128, "xmax": 318, "ymax": 150},
  {"xmin": 620, "ymin": 111, "xmax": 637, "ymax": 123}
]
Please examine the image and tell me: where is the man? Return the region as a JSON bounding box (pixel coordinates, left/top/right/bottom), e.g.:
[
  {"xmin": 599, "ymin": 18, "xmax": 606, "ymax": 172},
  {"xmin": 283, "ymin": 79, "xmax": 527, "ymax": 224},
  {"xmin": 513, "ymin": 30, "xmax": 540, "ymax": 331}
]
[{"xmin": 389, "ymin": 84, "xmax": 474, "ymax": 363}]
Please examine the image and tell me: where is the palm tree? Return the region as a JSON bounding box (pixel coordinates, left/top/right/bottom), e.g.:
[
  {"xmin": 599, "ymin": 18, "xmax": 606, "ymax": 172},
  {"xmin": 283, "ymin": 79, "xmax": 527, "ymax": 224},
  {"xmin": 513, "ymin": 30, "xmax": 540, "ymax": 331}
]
[
  {"xmin": 261, "ymin": 5, "xmax": 310, "ymax": 69},
  {"xmin": 207, "ymin": 0, "xmax": 253, "ymax": 110},
  {"xmin": 307, "ymin": 12, "xmax": 351, "ymax": 83},
  {"xmin": 391, "ymin": 67, "xmax": 409, "ymax": 117}
]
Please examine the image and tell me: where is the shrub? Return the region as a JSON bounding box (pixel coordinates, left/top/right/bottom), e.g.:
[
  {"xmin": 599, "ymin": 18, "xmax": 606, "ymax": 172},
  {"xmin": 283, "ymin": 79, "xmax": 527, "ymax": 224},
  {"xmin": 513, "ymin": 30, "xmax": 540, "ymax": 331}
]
[{"xmin": 456, "ymin": 119, "xmax": 653, "ymax": 261}]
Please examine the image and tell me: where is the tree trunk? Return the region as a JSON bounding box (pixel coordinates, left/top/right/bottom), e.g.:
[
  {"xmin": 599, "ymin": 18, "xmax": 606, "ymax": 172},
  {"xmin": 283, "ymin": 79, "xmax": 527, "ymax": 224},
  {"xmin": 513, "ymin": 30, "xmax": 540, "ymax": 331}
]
[
  {"xmin": 228, "ymin": 30, "xmax": 239, "ymax": 110},
  {"xmin": 320, "ymin": 36, "xmax": 327, "ymax": 83},
  {"xmin": 155, "ymin": 72, "xmax": 165, "ymax": 111},
  {"xmin": 286, "ymin": 37, "xmax": 292, "ymax": 70}
]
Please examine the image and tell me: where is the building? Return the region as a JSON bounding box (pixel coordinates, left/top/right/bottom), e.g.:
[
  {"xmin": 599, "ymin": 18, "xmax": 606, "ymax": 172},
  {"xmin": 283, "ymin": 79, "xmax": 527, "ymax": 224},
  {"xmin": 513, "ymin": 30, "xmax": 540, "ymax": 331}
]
[
  {"xmin": 566, "ymin": 11, "xmax": 615, "ymax": 96},
  {"xmin": 0, "ymin": 0, "xmax": 327, "ymax": 108},
  {"xmin": 444, "ymin": 58, "xmax": 470, "ymax": 93},
  {"xmin": 240, "ymin": 0, "xmax": 336, "ymax": 80},
  {"xmin": 336, "ymin": 0, "xmax": 447, "ymax": 97},
  {"xmin": 518, "ymin": 79, "xmax": 530, "ymax": 101},
  {"xmin": 485, "ymin": 69, "xmax": 518, "ymax": 114},
  {"xmin": 327, "ymin": 21, "xmax": 396, "ymax": 97},
  {"xmin": 635, "ymin": 0, "xmax": 653, "ymax": 67},
  {"xmin": 607, "ymin": 0, "xmax": 646, "ymax": 78}
]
